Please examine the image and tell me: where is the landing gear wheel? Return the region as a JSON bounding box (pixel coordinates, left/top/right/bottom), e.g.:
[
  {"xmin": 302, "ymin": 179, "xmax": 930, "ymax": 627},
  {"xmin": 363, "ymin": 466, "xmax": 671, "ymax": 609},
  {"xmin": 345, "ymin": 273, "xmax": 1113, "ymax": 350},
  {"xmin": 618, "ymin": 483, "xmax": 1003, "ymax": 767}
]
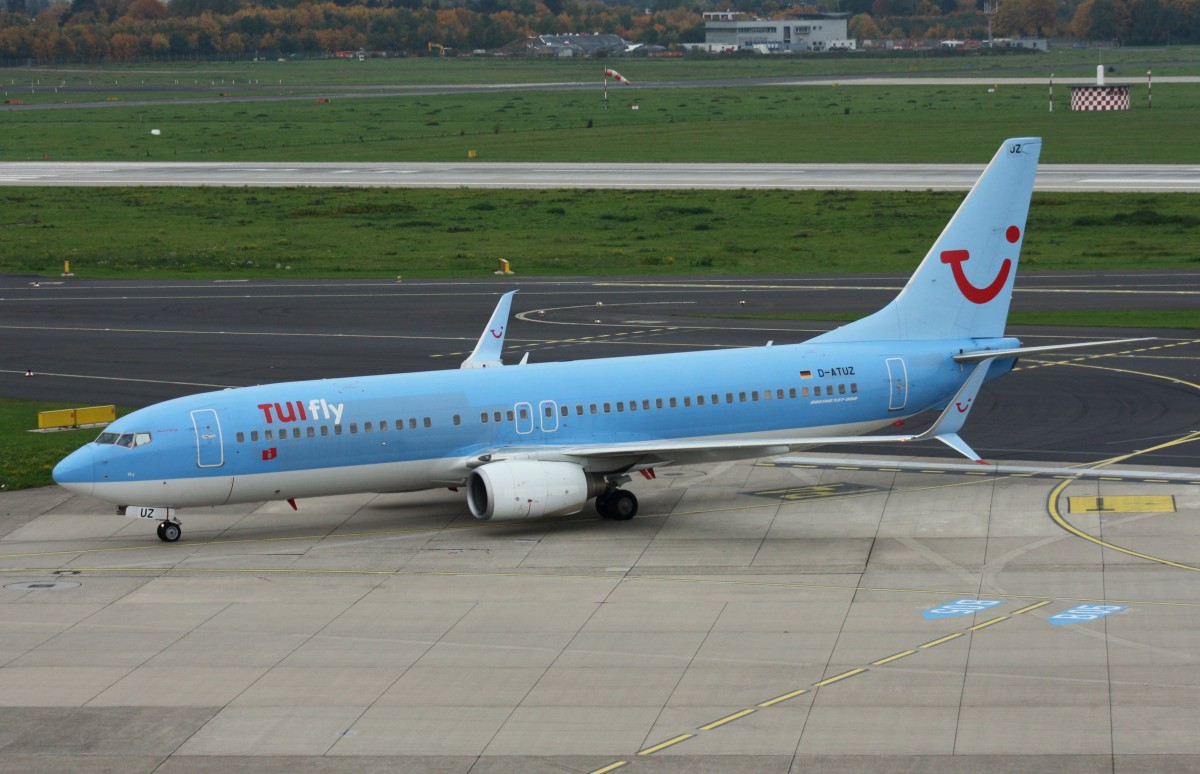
[
  {"xmin": 157, "ymin": 521, "xmax": 181, "ymax": 543},
  {"xmin": 598, "ymin": 490, "xmax": 638, "ymax": 520}
]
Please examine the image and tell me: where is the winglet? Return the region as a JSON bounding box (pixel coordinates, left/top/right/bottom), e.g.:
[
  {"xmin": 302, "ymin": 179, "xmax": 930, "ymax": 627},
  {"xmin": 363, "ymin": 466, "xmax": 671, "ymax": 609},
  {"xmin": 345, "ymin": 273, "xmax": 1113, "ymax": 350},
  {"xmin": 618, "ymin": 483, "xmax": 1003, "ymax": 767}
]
[
  {"xmin": 461, "ymin": 291, "xmax": 516, "ymax": 369},
  {"xmin": 909, "ymin": 357, "xmax": 994, "ymax": 462}
]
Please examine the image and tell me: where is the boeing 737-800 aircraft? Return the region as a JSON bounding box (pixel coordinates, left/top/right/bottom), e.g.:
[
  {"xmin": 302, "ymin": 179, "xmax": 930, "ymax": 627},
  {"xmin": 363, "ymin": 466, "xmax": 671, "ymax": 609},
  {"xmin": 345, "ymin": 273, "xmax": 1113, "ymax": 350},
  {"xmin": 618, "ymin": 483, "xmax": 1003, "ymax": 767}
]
[{"xmin": 52, "ymin": 138, "xmax": 1138, "ymax": 542}]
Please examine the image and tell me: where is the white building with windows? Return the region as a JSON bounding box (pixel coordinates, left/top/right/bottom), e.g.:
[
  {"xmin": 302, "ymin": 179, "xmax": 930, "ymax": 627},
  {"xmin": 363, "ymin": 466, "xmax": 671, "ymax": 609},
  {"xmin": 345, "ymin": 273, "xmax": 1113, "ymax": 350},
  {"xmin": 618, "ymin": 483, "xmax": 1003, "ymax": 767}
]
[{"xmin": 701, "ymin": 12, "xmax": 854, "ymax": 53}]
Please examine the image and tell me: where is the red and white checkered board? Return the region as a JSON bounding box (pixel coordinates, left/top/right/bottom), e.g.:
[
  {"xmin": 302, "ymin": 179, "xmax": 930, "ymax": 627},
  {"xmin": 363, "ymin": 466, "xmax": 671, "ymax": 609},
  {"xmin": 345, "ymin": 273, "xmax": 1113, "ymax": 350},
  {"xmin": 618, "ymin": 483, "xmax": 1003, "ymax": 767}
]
[{"xmin": 1070, "ymin": 86, "xmax": 1130, "ymax": 111}]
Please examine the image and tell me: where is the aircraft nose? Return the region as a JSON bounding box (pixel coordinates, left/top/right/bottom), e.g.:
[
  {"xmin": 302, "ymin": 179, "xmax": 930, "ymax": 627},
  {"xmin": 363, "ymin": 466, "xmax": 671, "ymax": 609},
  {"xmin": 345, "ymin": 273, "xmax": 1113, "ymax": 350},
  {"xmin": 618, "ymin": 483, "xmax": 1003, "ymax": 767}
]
[{"xmin": 52, "ymin": 446, "xmax": 95, "ymax": 497}]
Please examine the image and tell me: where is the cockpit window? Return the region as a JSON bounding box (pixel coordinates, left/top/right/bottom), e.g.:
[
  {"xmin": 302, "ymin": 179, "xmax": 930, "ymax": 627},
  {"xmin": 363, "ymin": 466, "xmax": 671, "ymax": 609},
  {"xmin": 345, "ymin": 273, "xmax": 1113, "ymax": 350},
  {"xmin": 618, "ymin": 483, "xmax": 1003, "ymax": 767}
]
[{"xmin": 94, "ymin": 431, "xmax": 152, "ymax": 448}]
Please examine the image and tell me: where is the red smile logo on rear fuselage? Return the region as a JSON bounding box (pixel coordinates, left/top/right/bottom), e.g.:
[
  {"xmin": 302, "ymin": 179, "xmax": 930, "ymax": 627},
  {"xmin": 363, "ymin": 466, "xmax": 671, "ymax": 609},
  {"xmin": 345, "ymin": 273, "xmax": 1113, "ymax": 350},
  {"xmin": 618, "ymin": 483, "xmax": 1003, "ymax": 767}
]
[{"xmin": 939, "ymin": 225, "xmax": 1021, "ymax": 305}]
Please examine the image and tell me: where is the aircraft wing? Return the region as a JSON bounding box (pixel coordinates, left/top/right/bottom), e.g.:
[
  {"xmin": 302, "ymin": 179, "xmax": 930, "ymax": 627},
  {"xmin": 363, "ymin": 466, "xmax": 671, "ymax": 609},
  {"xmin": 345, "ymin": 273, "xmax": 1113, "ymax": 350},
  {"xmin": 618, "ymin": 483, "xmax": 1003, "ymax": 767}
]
[{"xmin": 480, "ymin": 358, "xmax": 997, "ymax": 469}]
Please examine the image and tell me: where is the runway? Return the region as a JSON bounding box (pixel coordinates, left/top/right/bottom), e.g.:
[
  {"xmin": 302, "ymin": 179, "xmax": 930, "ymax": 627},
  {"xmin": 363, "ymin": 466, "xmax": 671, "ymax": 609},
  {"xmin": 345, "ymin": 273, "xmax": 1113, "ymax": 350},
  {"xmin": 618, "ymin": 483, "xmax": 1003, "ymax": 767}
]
[
  {"xmin": 3, "ymin": 160, "xmax": 1200, "ymax": 191},
  {"xmin": 2, "ymin": 276, "xmax": 1199, "ymax": 771}
]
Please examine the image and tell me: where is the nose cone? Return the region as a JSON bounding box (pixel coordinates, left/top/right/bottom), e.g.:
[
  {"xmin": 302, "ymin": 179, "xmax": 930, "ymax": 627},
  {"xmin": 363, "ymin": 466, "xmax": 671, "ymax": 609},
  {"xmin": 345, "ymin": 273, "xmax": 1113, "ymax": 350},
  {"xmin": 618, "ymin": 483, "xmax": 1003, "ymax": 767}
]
[{"xmin": 53, "ymin": 445, "xmax": 95, "ymax": 497}]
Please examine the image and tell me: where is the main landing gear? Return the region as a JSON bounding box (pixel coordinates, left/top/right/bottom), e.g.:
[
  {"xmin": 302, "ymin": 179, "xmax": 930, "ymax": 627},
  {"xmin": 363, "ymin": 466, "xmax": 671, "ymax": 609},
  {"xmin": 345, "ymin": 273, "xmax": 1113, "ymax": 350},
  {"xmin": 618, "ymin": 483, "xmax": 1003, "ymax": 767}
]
[
  {"xmin": 156, "ymin": 519, "xmax": 182, "ymax": 543},
  {"xmin": 596, "ymin": 488, "xmax": 638, "ymax": 520}
]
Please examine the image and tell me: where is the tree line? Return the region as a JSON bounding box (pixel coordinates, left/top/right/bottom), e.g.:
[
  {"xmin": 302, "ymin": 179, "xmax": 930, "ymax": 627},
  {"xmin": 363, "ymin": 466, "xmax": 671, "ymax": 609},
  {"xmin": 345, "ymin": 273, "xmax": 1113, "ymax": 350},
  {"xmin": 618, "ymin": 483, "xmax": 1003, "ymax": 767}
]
[{"xmin": 1, "ymin": 0, "xmax": 1198, "ymax": 65}]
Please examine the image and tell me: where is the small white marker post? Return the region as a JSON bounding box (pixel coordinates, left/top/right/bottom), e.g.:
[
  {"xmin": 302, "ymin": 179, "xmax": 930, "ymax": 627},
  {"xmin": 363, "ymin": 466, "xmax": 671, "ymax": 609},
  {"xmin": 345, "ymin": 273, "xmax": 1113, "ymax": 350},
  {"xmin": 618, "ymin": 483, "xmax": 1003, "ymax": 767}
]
[
  {"xmin": 1148, "ymin": 68, "xmax": 1152, "ymax": 109},
  {"xmin": 1048, "ymin": 73, "xmax": 1053, "ymax": 112}
]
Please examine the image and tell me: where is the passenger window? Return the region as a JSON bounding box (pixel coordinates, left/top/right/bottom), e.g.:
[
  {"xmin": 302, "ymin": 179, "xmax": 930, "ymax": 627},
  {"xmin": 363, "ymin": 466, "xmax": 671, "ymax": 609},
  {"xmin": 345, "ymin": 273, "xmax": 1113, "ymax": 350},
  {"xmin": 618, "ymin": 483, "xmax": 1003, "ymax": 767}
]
[
  {"xmin": 711, "ymin": 394, "xmax": 719, "ymax": 404},
  {"xmin": 814, "ymin": 386, "xmax": 822, "ymax": 396},
  {"xmin": 236, "ymin": 432, "xmax": 245, "ymax": 443},
  {"xmin": 364, "ymin": 422, "xmax": 372, "ymax": 432},
  {"xmin": 519, "ymin": 406, "xmax": 529, "ymax": 420},
  {"xmin": 616, "ymin": 402, "xmax": 624, "ymax": 412},
  {"xmin": 752, "ymin": 391, "xmax": 759, "ymax": 402},
  {"xmin": 697, "ymin": 395, "xmax": 705, "ymax": 406},
  {"xmin": 423, "ymin": 417, "xmax": 431, "ymax": 428},
  {"xmin": 544, "ymin": 405, "xmax": 554, "ymax": 417},
  {"xmin": 320, "ymin": 426, "xmax": 329, "ymax": 437},
  {"xmin": 561, "ymin": 405, "xmax": 569, "ymax": 416},
  {"xmin": 776, "ymin": 389, "xmax": 785, "ymax": 400},
  {"xmin": 379, "ymin": 420, "xmax": 388, "ymax": 431},
  {"xmin": 590, "ymin": 404, "xmax": 598, "ymax": 415},
  {"xmin": 726, "ymin": 392, "xmax": 734, "ymax": 403},
  {"xmin": 850, "ymin": 383, "xmax": 858, "ymax": 393},
  {"xmin": 481, "ymin": 412, "xmax": 489, "ymax": 423},
  {"xmin": 503, "ymin": 412, "xmax": 512, "ymax": 423},
  {"xmin": 683, "ymin": 396, "xmax": 692, "ymax": 407},
  {"xmin": 307, "ymin": 427, "xmax": 315, "ymax": 438},
  {"xmin": 292, "ymin": 428, "xmax": 301, "ymax": 439},
  {"xmin": 251, "ymin": 431, "xmax": 260, "ymax": 442},
  {"xmin": 838, "ymin": 384, "xmax": 846, "ymax": 395},
  {"xmin": 802, "ymin": 387, "xmax": 809, "ymax": 397},
  {"xmin": 739, "ymin": 392, "xmax": 747, "ymax": 403},
  {"xmin": 334, "ymin": 425, "xmax": 343, "ymax": 435},
  {"xmin": 642, "ymin": 399, "xmax": 650, "ymax": 410},
  {"xmin": 575, "ymin": 405, "xmax": 584, "ymax": 416},
  {"xmin": 656, "ymin": 398, "xmax": 664, "ymax": 409},
  {"xmin": 763, "ymin": 390, "xmax": 772, "ymax": 400},
  {"xmin": 265, "ymin": 430, "xmax": 274, "ymax": 441},
  {"xmin": 349, "ymin": 423, "xmax": 358, "ymax": 434},
  {"xmin": 453, "ymin": 415, "xmax": 461, "ymax": 426},
  {"xmin": 669, "ymin": 397, "xmax": 677, "ymax": 408},
  {"xmin": 603, "ymin": 402, "xmax": 611, "ymax": 413},
  {"xmin": 789, "ymin": 387, "xmax": 797, "ymax": 398},
  {"xmin": 629, "ymin": 400, "xmax": 637, "ymax": 412}
]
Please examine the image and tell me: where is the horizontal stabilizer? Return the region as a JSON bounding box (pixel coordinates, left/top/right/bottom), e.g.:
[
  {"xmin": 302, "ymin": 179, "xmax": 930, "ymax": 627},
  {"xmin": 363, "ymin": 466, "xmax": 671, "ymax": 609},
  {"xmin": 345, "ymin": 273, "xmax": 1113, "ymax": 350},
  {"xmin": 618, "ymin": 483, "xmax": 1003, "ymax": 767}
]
[{"xmin": 954, "ymin": 338, "xmax": 1152, "ymax": 363}]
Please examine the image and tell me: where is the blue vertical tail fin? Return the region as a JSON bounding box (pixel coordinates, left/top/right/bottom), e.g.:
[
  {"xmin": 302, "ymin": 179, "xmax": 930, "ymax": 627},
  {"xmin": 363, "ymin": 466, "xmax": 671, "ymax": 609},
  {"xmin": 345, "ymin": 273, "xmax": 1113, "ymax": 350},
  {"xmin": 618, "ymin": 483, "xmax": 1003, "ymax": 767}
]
[{"xmin": 813, "ymin": 137, "xmax": 1041, "ymax": 343}]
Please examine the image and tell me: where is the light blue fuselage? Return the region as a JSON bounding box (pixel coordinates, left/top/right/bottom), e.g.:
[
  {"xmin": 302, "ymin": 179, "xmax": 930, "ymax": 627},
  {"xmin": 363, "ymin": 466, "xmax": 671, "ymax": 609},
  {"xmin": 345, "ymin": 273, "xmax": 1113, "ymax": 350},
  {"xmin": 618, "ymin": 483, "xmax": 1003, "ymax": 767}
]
[{"xmin": 53, "ymin": 337, "xmax": 1017, "ymax": 508}]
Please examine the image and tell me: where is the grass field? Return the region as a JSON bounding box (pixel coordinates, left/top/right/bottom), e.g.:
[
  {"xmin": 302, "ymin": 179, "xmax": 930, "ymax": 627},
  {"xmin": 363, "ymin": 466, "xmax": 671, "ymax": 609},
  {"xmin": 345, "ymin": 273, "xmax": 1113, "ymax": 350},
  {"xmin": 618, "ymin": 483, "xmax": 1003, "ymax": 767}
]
[
  {"xmin": 0, "ymin": 400, "xmax": 127, "ymax": 492},
  {"xmin": 2, "ymin": 186, "xmax": 1197, "ymax": 278},
  {"xmin": 5, "ymin": 82, "xmax": 1199, "ymax": 163},
  {"xmin": 5, "ymin": 45, "xmax": 1199, "ymax": 98}
]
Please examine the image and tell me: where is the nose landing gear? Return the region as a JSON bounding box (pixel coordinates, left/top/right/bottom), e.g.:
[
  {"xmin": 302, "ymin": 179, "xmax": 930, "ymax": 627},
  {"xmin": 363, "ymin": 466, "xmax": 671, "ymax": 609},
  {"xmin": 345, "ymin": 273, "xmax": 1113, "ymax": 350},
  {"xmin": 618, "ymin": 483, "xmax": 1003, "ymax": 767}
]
[{"xmin": 156, "ymin": 519, "xmax": 182, "ymax": 542}]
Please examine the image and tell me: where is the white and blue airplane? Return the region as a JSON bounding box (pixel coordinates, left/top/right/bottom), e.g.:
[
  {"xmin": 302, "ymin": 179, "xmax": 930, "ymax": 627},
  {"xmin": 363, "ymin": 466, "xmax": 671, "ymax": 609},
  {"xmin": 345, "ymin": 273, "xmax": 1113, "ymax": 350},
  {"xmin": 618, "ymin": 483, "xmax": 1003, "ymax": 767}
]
[{"xmin": 53, "ymin": 137, "xmax": 1139, "ymax": 542}]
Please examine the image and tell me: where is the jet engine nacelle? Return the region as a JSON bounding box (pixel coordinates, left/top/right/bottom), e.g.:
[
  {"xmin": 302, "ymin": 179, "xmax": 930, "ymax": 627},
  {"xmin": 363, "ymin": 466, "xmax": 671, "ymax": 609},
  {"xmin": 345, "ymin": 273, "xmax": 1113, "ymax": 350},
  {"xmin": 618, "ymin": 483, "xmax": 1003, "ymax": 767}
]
[{"xmin": 467, "ymin": 460, "xmax": 599, "ymax": 520}]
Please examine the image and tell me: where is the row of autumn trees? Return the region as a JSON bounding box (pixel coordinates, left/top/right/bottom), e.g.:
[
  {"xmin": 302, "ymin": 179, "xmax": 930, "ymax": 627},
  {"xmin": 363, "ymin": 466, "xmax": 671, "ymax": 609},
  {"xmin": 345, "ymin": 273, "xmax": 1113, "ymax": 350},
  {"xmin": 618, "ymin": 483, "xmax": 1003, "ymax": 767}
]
[
  {"xmin": 2, "ymin": 0, "xmax": 706, "ymax": 62},
  {"xmin": 840, "ymin": 0, "xmax": 1199, "ymax": 43},
  {"xmin": 849, "ymin": 0, "xmax": 1200, "ymax": 44},
  {"xmin": 2, "ymin": 0, "xmax": 1200, "ymax": 64}
]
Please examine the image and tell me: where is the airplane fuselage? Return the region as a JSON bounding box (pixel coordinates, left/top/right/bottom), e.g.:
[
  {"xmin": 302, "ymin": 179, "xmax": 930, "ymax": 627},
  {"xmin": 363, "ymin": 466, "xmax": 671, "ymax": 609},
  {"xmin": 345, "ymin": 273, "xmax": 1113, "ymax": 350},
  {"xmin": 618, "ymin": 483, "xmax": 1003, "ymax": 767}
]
[{"xmin": 54, "ymin": 336, "xmax": 1018, "ymax": 509}]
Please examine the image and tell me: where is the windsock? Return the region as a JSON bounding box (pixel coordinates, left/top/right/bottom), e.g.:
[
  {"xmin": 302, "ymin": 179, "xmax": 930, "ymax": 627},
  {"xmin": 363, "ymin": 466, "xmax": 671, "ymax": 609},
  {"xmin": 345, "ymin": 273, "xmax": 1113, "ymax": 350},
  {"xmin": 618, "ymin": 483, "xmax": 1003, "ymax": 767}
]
[{"xmin": 604, "ymin": 68, "xmax": 632, "ymax": 85}]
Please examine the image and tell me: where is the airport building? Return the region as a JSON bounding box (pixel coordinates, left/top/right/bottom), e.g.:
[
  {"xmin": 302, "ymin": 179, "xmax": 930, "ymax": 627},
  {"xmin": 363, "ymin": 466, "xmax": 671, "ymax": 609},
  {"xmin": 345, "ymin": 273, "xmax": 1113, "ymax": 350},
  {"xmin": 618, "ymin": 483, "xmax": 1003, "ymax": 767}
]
[{"xmin": 700, "ymin": 11, "xmax": 854, "ymax": 53}]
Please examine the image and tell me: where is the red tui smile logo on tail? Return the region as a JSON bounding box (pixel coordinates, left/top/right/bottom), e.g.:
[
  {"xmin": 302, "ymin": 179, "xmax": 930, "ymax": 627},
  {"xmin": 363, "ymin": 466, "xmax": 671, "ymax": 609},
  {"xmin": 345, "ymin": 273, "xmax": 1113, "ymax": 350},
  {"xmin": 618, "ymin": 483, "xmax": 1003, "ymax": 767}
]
[{"xmin": 940, "ymin": 225, "xmax": 1020, "ymax": 304}]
